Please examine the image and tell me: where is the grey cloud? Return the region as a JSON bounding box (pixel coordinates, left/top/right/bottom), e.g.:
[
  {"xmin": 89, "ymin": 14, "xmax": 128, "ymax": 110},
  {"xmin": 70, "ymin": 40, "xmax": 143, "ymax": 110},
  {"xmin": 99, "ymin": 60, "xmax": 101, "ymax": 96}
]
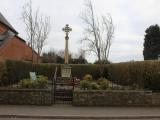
[{"xmin": 0, "ymin": 0, "xmax": 159, "ymax": 62}]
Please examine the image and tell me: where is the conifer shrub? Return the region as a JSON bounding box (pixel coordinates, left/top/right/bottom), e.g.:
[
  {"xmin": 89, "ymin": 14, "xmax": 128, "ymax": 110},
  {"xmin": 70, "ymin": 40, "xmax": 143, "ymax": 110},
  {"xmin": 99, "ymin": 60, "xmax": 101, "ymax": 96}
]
[{"xmin": 83, "ymin": 74, "xmax": 93, "ymax": 81}]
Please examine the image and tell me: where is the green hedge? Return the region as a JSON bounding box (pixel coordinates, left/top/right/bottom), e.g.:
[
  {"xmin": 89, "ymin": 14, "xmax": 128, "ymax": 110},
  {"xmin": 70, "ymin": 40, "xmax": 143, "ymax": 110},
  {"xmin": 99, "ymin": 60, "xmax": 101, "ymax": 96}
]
[
  {"xmin": 107, "ymin": 60, "xmax": 160, "ymax": 91},
  {"xmin": 0, "ymin": 62, "xmax": 8, "ymax": 86},
  {"xmin": 5, "ymin": 60, "xmax": 60, "ymax": 85},
  {"xmin": 1, "ymin": 60, "xmax": 102, "ymax": 85},
  {"xmin": 70, "ymin": 64, "xmax": 100, "ymax": 79},
  {"xmin": 3, "ymin": 60, "xmax": 160, "ymax": 91}
]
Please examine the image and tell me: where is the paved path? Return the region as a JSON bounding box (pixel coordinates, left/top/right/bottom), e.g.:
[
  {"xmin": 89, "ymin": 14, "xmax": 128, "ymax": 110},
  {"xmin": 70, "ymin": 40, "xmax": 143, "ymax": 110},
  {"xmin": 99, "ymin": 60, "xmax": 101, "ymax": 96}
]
[{"xmin": 0, "ymin": 104, "xmax": 160, "ymax": 119}]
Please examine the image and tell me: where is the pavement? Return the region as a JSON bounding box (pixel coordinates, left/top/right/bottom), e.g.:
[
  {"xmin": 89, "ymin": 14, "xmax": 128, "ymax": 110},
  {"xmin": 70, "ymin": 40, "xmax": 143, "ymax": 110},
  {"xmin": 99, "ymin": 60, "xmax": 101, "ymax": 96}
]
[{"xmin": 1, "ymin": 104, "xmax": 160, "ymax": 119}]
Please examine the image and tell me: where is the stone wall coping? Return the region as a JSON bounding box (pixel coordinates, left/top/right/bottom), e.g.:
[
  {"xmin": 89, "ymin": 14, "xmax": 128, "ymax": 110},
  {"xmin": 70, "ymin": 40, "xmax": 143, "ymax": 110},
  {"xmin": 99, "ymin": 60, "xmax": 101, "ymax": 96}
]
[
  {"xmin": 74, "ymin": 90, "xmax": 152, "ymax": 93},
  {"xmin": 0, "ymin": 88, "xmax": 51, "ymax": 92}
]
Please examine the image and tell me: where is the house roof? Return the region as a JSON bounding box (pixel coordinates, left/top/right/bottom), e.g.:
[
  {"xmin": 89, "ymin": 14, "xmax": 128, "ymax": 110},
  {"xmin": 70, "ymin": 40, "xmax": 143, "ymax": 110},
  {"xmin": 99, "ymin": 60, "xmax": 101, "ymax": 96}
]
[
  {"xmin": 0, "ymin": 12, "xmax": 26, "ymax": 47},
  {"xmin": 0, "ymin": 12, "xmax": 18, "ymax": 34},
  {"xmin": 15, "ymin": 35, "xmax": 26, "ymax": 43},
  {"xmin": 0, "ymin": 31, "xmax": 15, "ymax": 47},
  {"xmin": 0, "ymin": 31, "xmax": 26, "ymax": 47}
]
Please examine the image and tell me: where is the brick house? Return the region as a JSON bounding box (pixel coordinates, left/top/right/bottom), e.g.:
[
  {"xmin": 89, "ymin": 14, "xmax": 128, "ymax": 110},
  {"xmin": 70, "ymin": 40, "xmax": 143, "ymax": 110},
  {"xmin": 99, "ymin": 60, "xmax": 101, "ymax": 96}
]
[{"xmin": 0, "ymin": 12, "xmax": 39, "ymax": 63}]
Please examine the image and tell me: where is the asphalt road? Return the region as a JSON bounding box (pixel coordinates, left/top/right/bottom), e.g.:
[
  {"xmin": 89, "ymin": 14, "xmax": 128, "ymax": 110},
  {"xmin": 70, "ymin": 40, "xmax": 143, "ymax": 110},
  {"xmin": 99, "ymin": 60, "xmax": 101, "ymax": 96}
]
[
  {"xmin": 0, "ymin": 118, "xmax": 159, "ymax": 120},
  {"xmin": 1, "ymin": 105, "xmax": 160, "ymax": 120}
]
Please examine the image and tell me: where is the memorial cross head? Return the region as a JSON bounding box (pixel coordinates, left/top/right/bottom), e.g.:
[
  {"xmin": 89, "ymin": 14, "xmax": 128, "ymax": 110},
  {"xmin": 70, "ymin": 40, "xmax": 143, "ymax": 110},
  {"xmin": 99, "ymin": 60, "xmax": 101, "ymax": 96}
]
[{"xmin": 62, "ymin": 24, "xmax": 72, "ymax": 38}]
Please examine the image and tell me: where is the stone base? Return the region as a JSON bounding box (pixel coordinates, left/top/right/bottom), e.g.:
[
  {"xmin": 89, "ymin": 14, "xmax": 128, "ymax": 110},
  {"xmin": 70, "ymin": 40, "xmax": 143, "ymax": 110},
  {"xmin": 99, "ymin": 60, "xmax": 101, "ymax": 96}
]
[{"xmin": 61, "ymin": 64, "xmax": 72, "ymax": 77}]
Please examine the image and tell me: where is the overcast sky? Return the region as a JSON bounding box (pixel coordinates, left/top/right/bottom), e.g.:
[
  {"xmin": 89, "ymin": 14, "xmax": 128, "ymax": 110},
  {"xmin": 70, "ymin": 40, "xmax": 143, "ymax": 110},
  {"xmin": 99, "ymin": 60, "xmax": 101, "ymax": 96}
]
[{"xmin": 0, "ymin": 0, "xmax": 160, "ymax": 63}]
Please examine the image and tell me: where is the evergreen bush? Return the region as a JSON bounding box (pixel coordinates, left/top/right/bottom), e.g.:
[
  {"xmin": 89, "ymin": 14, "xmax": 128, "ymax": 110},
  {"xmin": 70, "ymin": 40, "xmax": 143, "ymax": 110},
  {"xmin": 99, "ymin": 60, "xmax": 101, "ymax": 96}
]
[
  {"xmin": 80, "ymin": 80, "xmax": 90, "ymax": 90},
  {"xmin": 18, "ymin": 75, "xmax": 48, "ymax": 89},
  {"xmin": 90, "ymin": 82, "xmax": 99, "ymax": 90},
  {"xmin": 83, "ymin": 74, "xmax": 93, "ymax": 81}
]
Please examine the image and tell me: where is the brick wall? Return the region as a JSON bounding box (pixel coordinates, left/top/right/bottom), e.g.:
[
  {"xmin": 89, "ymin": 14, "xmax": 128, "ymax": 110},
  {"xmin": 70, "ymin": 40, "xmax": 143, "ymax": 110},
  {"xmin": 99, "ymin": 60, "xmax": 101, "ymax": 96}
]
[
  {"xmin": 0, "ymin": 36, "xmax": 39, "ymax": 63},
  {"xmin": 0, "ymin": 21, "xmax": 40, "ymax": 63}
]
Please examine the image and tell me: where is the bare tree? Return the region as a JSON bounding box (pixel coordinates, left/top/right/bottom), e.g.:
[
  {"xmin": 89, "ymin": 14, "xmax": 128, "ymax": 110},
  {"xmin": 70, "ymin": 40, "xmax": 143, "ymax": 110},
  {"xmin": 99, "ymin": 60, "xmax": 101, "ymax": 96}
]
[
  {"xmin": 22, "ymin": 0, "xmax": 51, "ymax": 63},
  {"xmin": 35, "ymin": 16, "xmax": 51, "ymax": 62},
  {"xmin": 22, "ymin": 0, "xmax": 37, "ymax": 62},
  {"xmin": 81, "ymin": 0, "xmax": 114, "ymax": 77}
]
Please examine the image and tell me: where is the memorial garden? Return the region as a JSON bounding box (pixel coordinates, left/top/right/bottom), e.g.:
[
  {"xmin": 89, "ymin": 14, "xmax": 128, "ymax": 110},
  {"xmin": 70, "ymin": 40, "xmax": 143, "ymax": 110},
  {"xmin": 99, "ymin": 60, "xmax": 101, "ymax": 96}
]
[
  {"xmin": 0, "ymin": 20, "xmax": 160, "ymax": 106},
  {"xmin": 0, "ymin": 23, "xmax": 160, "ymax": 107},
  {"xmin": 0, "ymin": 59, "xmax": 160, "ymax": 106},
  {"xmin": 0, "ymin": 0, "xmax": 160, "ymax": 108}
]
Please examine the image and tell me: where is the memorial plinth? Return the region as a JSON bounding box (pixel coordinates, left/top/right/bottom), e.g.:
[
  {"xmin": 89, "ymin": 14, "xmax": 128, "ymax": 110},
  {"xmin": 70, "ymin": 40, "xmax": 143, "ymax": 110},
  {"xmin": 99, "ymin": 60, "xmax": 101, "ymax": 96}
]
[{"xmin": 61, "ymin": 64, "xmax": 71, "ymax": 77}]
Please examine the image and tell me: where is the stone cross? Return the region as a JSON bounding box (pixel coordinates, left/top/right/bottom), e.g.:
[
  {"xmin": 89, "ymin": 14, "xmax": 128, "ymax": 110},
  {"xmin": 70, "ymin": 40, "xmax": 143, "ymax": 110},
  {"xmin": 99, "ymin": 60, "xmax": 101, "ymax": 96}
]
[{"xmin": 62, "ymin": 24, "xmax": 72, "ymax": 64}]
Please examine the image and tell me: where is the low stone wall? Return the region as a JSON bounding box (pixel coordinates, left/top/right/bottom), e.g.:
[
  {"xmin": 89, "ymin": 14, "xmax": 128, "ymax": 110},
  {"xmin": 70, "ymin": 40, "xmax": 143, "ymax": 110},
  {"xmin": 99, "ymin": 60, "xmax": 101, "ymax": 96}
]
[
  {"xmin": 0, "ymin": 89, "xmax": 53, "ymax": 105},
  {"xmin": 73, "ymin": 90, "xmax": 152, "ymax": 106},
  {"xmin": 152, "ymin": 93, "xmax": 160, "ymax": 106}
]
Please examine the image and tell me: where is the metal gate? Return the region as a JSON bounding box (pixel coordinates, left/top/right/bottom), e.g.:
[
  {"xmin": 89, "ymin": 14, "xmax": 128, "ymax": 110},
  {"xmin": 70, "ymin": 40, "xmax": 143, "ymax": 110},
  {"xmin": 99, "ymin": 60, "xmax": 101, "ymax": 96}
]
[{"xmin": 54, "ymin": 77, "xmax": 74, "ymax": 104}]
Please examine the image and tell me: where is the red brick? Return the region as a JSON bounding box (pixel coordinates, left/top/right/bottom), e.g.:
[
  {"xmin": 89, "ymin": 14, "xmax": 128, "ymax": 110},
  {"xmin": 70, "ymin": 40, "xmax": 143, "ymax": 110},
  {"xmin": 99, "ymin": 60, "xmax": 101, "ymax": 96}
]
[{"xmin": 0, "ymin": 23, "xmax": 40, "ymax": 63}]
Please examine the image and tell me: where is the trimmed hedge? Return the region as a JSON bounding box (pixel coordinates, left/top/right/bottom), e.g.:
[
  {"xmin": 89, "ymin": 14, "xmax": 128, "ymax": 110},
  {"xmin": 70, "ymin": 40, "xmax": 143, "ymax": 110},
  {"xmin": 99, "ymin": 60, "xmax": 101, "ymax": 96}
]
[
  {"xmin": 2, "ymin": 60, "xmax": 160, "ymax": 91},
  {"xmin": 1, "ymin": 60, "xmax": 101, "ymax": 85},
  {"xmin": 0, "ymin": 62, "xmax": 8, "ymax": 86},
  {"xmin": 71, "ymin": 64, "xmax": 100, "ymax": 79},
  {"xmin": 5, "ymin": 60, "xmax": 60, "ymax": 85},
  {"xmin": 107, "ymin": 60, "xmax": 160, "ymax": 91}
]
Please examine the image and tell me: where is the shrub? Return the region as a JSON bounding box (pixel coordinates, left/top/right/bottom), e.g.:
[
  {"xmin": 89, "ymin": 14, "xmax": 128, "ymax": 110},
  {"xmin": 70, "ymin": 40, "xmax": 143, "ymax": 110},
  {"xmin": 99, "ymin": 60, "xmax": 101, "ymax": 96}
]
[
  {"xmin": 83, "ymin": 74, "xmax": 93, "ymax": 81},
  {"xmin": 18, "ymin": 79, "xmax": 34, "ymax": 88},
  {"xmin": 18, "ymin": 75, "xmax": 48, "ymax": 89},
  {"xmin": 97, "ymin": 77, "xmax": 110, "ymax": 84},
  {"xmin": 97, "ymin": 78, "xmax": 110, "ymax": 90},
  {"xmin": 90, "ymin": 82, "xmax": 99, "ymax": 90},
  {"xmin": 37, "ymin": 75, "xmax": 48, "ymax": 81},
  {"xmin": 36, "ymin": 75, "xmax": 48, "ymax": 89},
  {"xmin": 99, "ymin": 81, "xmax": 109, "ymax": 90},
  {"xmin": 80, "ymin": 80, "xmax": 90, "ymax": 90}
]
